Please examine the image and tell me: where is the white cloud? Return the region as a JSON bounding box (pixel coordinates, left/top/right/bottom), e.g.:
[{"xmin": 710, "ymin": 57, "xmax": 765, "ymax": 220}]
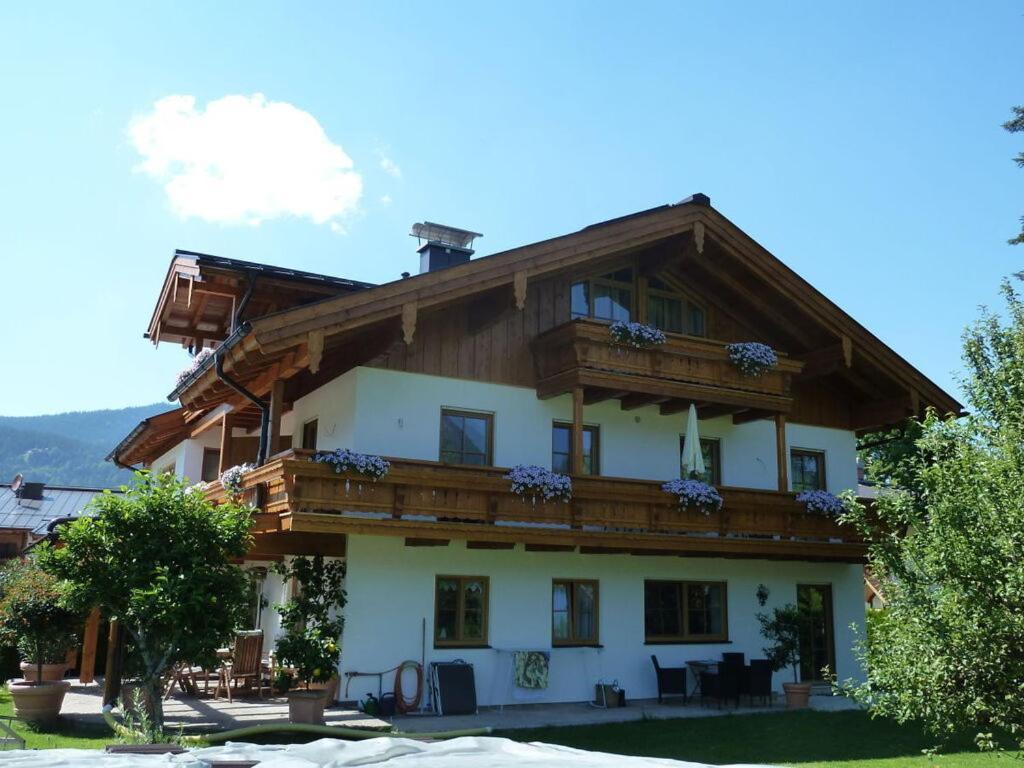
[
  {"xmin": 378, "ymin": 154, "xmax": 402, "ymax": 179},
  {"xmin": 379, "ymin": 194, "xmax": 393, "ymax": 206},
  {"xmin": 128, "ymin": 93, "xmax": 362, "ymax": 229}
]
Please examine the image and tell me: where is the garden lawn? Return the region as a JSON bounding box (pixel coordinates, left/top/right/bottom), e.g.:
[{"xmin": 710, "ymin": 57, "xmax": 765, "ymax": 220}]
[
  {"xmin": 0, "ymin": 689, "xmax": 111, "ymax": 750},
  {"xmin": 501, "ymin": 710, "xmax": 1010, "ymax": 768}
]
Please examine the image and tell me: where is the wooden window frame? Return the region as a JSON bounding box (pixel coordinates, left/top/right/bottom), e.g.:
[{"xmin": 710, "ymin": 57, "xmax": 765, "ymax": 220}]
[
  {"xmin": 200, "ymin": 448, "xmax": 221, "ymax": 483},
  {"xmin": 552, "ymin": 422, "xmax": 600, "ymax": 476},
  {"xmin": 643, "ymin": 579, "xmax": 729, "ymax": 644},
  {"xmin": 790, "ymin": 448, "xmax": 827, "ymax": 492},
  {"xmin": 643, "ymin": 277, "xmax": 708, "ymax": 337},
  {"xmin": 679, "ymin": 436, "xmax": 722, "ymax": 485},
  {"xmin": 439, "ymin": 409, "xmax": 495, "ymax": 467},
  {"xmin": 571, "ymin": 267, "xmax": 635, "ymax": 324},
  {"xmin": 434, "ymin": 575, "xmax": 490, "ymax": 648},
  {"xmin": 301, "ymin": 418, "xmax": 319, "ymax": 451},
  {"xmin": 551, "ymin": 579, "xmax": 600, "ymax": 646}
]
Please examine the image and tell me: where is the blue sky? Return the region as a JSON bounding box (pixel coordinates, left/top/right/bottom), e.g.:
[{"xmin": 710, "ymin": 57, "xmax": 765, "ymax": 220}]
[{"xmin": 0, "ymin": 2, "xmax": 1020, "ymax": 416}]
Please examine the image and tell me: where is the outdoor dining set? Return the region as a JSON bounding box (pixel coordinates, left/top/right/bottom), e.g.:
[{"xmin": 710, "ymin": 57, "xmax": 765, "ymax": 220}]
[
  {"xmin": 650, "ymin": 653, "xmax": 774, "ymax": 707},
  {"xmin": 165, "ymin": 630, "xmax": 288, "ymax": 701}
]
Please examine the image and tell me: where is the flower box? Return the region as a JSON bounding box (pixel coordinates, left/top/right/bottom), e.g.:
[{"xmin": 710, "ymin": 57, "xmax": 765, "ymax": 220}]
[
  {"xmin": 608, "ymin": 321, "xmax": 667, "ymax": 350},
  {"xmin": 310, "ymin": 449, "xmax": 390, "ymax": 481},
  {"xmin": 220, "ymin": 463, "xmax": 256, "ymax": 495},
  {"xmin": 661, "ymin": 478, "xmax": 723, "ymax": 515},
  {"xmin": 726, "ymin": 342, "xmax": 778, "ymax": 377},
  {"xmin": 795, "ymin": 490, "xmax": 845, "ymax": 517},
  {"xmin": 506, "ymin": 465, "xmax": 573, "ymax": 503}
]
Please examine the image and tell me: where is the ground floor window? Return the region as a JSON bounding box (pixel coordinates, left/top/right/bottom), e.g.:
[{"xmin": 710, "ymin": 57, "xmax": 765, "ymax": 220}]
[
  {"xmin": 552, "ymin": 579, "xmax": 599, "ymax": 645},
  {"xmin": 435, "ymin": 576, "xmax": 489, "ymax": 647},
  {"xmin": 644, "ymin": 580, "xmax": 728, "ymax": 642}
]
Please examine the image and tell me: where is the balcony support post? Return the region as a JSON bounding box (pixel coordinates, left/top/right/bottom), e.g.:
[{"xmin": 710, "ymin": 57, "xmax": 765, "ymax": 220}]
[
  {"xmin": 775, "ymin": 413, "xmax": 788, "ymax": 492},
  {"xmin": 572, "ymin": 386, "xmax": 584, "ymax": 475},
  {"xmin": 218, "ymin": 413, "xmax": 236, "ymax": 474},
  {"xmin": 268, "ymin": 378, "xmax": 285, "ymax": 457}
]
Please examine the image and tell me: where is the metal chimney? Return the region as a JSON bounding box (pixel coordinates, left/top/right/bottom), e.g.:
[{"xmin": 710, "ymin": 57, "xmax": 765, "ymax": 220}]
[{"xmin": 410, "ymin": 222, "xmax": 483, "ymax": 274}]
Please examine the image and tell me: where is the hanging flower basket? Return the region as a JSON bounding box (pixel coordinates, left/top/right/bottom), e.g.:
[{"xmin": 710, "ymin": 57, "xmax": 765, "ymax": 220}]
[
  {"xmin": 726, "ymin": 342, "xmax": 778, "ymax": 377},
  {"xmin": 795, "ymin": 490, "xmax": 845, "ymax": 517},
  {"xmin": 505, "ymin": 465, "xmax": 572, "ymax": 503},
  {"xmin": 220, "ymin": 463, "xmax": 256, "ymax": 495},
  {"xmin": 609, "ymin": 321, "xmax": 667, "ymax": 350},
  {"xmin": 176, "ymin": 348, "xmax": 213, "ymax": 386},
  {"xmin": 311, "ymin": 449, "xmax": 390, "ymax": 481},
  {"xmin": 661, "ymin": 478, "xmax": 723, "ymax": 515}
]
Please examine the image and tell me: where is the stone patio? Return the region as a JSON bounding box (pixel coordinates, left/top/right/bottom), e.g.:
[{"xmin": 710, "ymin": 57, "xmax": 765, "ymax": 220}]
[{"xmin": 59, "ymin": 679, "xmax": 859, "ymax": 736}]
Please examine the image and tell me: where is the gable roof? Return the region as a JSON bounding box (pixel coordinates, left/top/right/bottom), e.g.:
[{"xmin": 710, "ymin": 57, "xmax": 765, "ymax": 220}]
[
  {"xmin": 0, "ymin": 484, "xmax": 115, "ymax": 535},
  {"xmin": 168, "ymin": 194, "xmax": 963, "ymax": 423},
  {"xmin": 106, "ymin": 407, "xmax": 189, "ymax": 468}
]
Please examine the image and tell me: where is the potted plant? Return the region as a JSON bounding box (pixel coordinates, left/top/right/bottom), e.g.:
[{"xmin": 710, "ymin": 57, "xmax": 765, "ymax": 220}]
[
  {"xmin": 273, "ymin": 555, "xmax": 347, "ymax": 725},
  {"xmin": 0, "ymin": 560, "xmax": 82, "ymax": 724},
  {"xmin": 757, "ymin": 601, "xmax": 812, "ymax": 709}
]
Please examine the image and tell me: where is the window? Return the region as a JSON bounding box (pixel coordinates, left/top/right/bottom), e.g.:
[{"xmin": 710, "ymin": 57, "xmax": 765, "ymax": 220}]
[
  {"xmin": 679, "ymin": 437, "xmax": 721, "ymax": 485},
  {"xmin": 435, "ymin": 576, "xmax": 489, "ymax": 646},
  {"xmin": 440, "ymin": 410, "xmax": 493, "ymax": 466},
  {"xmin": 644, "ymin": 580, "xmax": 728, "ymax": 642},
  {"xmin": 246, "ymin": 568, "xmax": 268, "ymax": 630},
  {"xmin": 301, "ymin": 419, "xmax": 319, "ymax": 451},
  {"xmin": 646, "ymin": 276, "xmax": 706, "ymax": 336},
  {"xmin": 790, "ymin": 449, "xmax": 826, "ymax": 492},
  {"xmin": 571, "ymin": 268, "xmax": 633, "ymax": 323},
  {"xmin": 551, "ymin": 423, "xmax": 599, "ymax": 475},
  {"xmin": 201, "ymin": 449, "xmax": 221, "ymax": 483},
  {"xmin": 552, "ymin": 579, "xmax": 599, "ymax": 645}
]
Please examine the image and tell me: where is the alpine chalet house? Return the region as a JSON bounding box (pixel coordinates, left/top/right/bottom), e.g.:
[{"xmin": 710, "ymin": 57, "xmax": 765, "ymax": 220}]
[{"xmin": 109, "ymin": 195, "xmax": 960, "ymax": 706}]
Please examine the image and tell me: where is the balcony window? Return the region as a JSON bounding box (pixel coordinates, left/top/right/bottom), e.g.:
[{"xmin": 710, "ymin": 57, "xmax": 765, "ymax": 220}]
[
  {"xmin": 552, "ymin": 422, "xmax": 599, "ymax": 475},
  {"xmin": 644, "ymin": 580, "xmax": 728, "ymax": 643},
  {"xmin": 679, "ymin": 437, "xmax": 721, "ymax": 485},
  {"xmin": 440, "ymin": 409, "xmax": 493, "ymax": 466},
  {"xmin": 791, "ymin": 449, "xmax": 826, "ymax": 492},
  {"xmin": 647, "ymin": 276, "xmax": 706, "ymax": 336},
  {"xmin": 571, "ymin": 268, "xmax": 633, "ymax": 323},
  {"xmin": 435, "ymin": 576, "xmax": 489, "ymax": 647},
  {"xmin": 301, "ymin": 419, "xmax": 318, "ymax": 451},
  {"xmin": 552, "ymin": 579, "xmax": 599, "ymax": 645},
  {"xmin": 201, "ymin": 448, "xmax": 221, "ymax": 483}
]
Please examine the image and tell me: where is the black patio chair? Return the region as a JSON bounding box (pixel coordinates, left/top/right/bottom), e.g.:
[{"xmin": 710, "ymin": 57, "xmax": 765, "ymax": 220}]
[
  {"xmin": 721, "ymin": 652, "xmax": 749, "ymax": 697},
  {"xmin": 650, "ymin": 655, "xmax": 688, "ymax": 704},
  {"xmin": 747, "ymin": 659, "xmax": 773, "ymax": 706},
  {"xmin": 700, "ymin": 663, "xmax": 741, "ymax": 708}
]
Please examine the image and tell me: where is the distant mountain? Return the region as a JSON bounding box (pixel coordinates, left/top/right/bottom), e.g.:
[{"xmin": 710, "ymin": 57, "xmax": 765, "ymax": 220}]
[{"xmin": 0, "ymin": 403, "xmax": 173, "ymax": 488}]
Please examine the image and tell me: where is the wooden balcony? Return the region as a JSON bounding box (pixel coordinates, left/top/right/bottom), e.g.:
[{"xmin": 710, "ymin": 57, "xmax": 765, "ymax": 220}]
[
  {"xmin": 207, "ymin": 450, "xmax": 866, "ymax": 562},
  {"xmin": 531, "ymin": 319, "xmax": 804, "ymax": 414}
]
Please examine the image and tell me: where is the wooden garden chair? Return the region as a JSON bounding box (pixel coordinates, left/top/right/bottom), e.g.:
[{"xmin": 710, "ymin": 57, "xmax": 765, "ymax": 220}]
[{"xmin": 215, "ymin": 630, "xmax": 267, "ymax": 701}]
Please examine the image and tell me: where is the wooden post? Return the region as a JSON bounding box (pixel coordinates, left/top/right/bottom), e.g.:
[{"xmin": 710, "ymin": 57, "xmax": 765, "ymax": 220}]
[
  {"xmin": 79, "ymin": 607, "xmax": 101, "ymax": 684},
  {"xmin": 268, "ymin": 379, "xmax": 285, "ymax": 456},
  {"xmin": 102, "ymin": 619, "xmax": 124, "ymax": 707},
  {"xmin": 572, "ymin": 387, "xmax": 584, "ymax": 475},
  {"xmin": 775, "ymin": 413, "xmax": 788, "ymax": 492},
  {"xmin": 218, "ymin": 413, "xmax": 235, "ymax": 475}
]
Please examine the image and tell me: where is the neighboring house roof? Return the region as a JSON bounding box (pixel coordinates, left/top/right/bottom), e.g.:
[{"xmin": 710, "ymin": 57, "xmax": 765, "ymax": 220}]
[
  {"xmin": 0, "ymin": 484, "xmax": 113, "ymax": 536},
  {"xmin": 166, "ymin": 193, "xmax": 963, "ymax": 426}
]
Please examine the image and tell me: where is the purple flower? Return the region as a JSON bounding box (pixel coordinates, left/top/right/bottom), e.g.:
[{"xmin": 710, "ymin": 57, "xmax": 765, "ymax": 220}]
[
  {"xmin": 311, "ymin": 449, "xmax": 390, "ymax": 481},
  {"xmin": 662, "ymin": 478, "xmax": 723, "ymax": 514},
  {"xmin": 505, "ymin": 465, "xmax": 573, "ymax": 503},
  {"xmin": 220, "ymin": 463, "xmax": 256, "ymax": 495},
  {"xmin": 795, "ymin": 490, "xmax": 845, "ymax": 516},
  {"xmin": 176, "ymin": 349, "xmax": 214, "ymax": 386},
  {"xmin": 609, "ymin": 321, "xmax": 667, "ymax": 349},
  {"xmin": 726, "ymin": 342, "xmax": 778, "ymax": 377}
]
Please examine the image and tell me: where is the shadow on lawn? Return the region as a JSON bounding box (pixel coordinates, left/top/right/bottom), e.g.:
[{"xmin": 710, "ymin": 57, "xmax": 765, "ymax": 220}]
[{"xmin": 499, "ymin": 710, "xmax": 994, "ymax": 766}]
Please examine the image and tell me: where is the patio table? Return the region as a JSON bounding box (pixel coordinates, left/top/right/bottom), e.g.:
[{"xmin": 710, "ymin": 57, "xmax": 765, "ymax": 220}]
[{"xmin": 686, "ymin": 659, "xmax": 719, "ymax": 697}]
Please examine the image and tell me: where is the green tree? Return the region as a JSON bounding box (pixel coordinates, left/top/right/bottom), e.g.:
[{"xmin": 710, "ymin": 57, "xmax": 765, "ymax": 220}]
[
  {"xmin": 840, "ymin": 279, "xmax": 1024, "ymax": 751},
  {"xmin": 1005, "ymin": 105, "xmax": 1024, "ymax": 245},
  {"xmin": 37, "ymin": 471, "xmax": 252, "ymax": 731}
]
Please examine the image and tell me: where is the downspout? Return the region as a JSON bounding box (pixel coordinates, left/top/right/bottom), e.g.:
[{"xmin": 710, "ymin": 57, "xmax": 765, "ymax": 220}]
[
  {"xmin": 215, "ymin": 345, "xmax": 271, "ymax": 467},
  {"xmin": 233, "ymin": 270, "xmax": 257, "ymax": 333}
]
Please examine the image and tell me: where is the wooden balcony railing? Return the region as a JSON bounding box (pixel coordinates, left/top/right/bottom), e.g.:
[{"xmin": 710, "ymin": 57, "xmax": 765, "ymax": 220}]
[
  {"xmin": 206, "ymin": 450, "xmax": 867, "ymax": 561},
  {"xmin": 531, "ymin": 319, "xmax": 804, "ymax": 411}
]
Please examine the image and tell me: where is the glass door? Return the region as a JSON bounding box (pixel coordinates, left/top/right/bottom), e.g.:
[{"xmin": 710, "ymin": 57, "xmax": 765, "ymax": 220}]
[{"xmin": 797, "ymin": 584, "xmax": 835, "ymax": 683}]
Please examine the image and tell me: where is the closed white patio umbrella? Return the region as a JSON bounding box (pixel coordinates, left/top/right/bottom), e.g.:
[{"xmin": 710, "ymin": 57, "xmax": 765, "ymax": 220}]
[{"xmin": 681, "ymin": 402, "xmax": 705, "ymax": 479}]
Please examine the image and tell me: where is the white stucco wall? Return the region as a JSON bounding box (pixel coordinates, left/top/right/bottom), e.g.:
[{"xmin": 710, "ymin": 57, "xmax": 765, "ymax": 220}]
[
  {"xmin": 339, "ymin": 534, "xmax": 865, "ymax": 706},
  {"xmin": 288, "ymin": 367, "xmax": 859, "ymax": 493},
  {"xmin": 150, "ymin": 431, "xmax": 220, "ymax": 483}
]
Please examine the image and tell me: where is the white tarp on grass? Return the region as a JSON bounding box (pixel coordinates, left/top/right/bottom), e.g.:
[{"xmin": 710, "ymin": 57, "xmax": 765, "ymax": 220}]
[{"xmin": 0, "ymin": 736, "xmax": 777, "ymax": 767}]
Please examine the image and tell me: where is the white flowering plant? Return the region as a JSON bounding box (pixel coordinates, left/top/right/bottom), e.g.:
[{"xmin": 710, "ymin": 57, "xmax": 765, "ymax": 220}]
[
  {"xmin": 662, "ymin": 478, "xmax": 723, "ymax": 515},
  {"xmin": 505, "ymin": 465, "xmax": 573, "ymax": 503},
  {"xmin": 311, "ymin": 449, "xmax": 390, "ymax": 481},
  {"xmin": 726, "ymin": 342, "xmax": 778, "ymax": 377},
  {"xmin": 795, "ymin": 489, "xmax": 845, "ymax": 517},
  {"xmin": 609, "ymin": 321, "xmax": 667, "ymax": 349},
  {"xmin": 220, "ymin": 463, "xmax": 256, "ymax": 495},
  {"xmin": 176, "ymin": 348, "xmax": 214, "ymax": 387}
]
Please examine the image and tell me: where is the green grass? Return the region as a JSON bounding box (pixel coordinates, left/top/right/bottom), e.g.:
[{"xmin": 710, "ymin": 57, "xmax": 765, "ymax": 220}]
[
  {"xmin": 0, "ymin": 689, "xmax": 112, "ymax": 751},
  {"xmin": 500, "ymin": 710, "xmax": 1012, "ymax": 768}
]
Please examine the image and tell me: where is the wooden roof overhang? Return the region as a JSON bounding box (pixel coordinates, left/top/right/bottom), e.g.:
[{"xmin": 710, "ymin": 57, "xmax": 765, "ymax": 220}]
[
  {"xmin": 106, "ymin": 408, "xmax": 189, "ymax": 468},
  {"xmin": 145, "ymin": 250, "xmax": 374, "ymax": 351},
  {"xmin": 170, "ymin": 194, "xmax": 963, "ymax": 431}
]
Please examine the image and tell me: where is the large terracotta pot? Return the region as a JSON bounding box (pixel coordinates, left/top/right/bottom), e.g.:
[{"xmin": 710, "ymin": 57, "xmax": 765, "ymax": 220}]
[
  {"xmin": 8, "ymin": 680, "xmax": 71, "ymax": 724},
  {"xmin": 287, "ymin": 690, "xmax": 327, "ymax": 725},
  {"xmin": 307, "ymin": 675, "xmax": 339, "ymax": 704},
  {"xmin": 782, "ymin": 681, "xmax": 813, "ymax": 709},
  {"xmin": 19, "ymin": 662, "xmax": 68, "ymax": 683}
]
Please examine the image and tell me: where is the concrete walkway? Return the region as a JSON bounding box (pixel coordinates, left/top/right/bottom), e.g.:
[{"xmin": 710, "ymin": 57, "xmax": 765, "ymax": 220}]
[{"xmin": 59, "ymin": 680, "xmax": 858, "ymax": 735}]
